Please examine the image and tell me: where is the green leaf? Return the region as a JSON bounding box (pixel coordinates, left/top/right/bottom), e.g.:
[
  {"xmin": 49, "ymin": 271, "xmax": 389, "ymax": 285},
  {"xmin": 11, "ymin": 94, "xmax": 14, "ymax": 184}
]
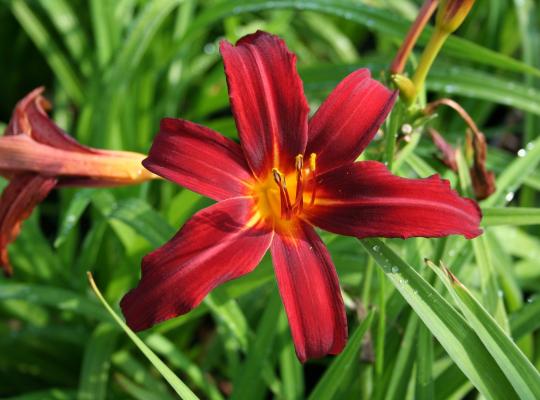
[
  {"xmin": 309, "ymin": 312, "xmax": 374, "ymax": 400},
  {"xmin": 427, "ymin": 66, "xmax": 540, "ymax": 116},
  {"xmin": 55, "ymin": 189, "xmax": 95, "ymax": 248},
  {"xmin": 87, "ymin": 273, "xmax": 199, "ymax": 400},
  {"xmin": 11, "ymin": 0, "xmax": 84, "ymax": 103},
  {"xmin": 428, "ymin": 262, "xmax": 540, "ymax": 399},
  {"xmin": 108, "ymin": 198, "xmax": 175, "ymax": 248},
  {"xmin": 360, "ymin": 238, "xmax": 517, "ymax": 400},
  {"xmin": 78, "ymin": 323, "xmax": 119, "ymax": 400},
  {"xmin": 0, "ymin": 283, "xmax": 106, "ymax": 320},
  {"xmin": 231, "ymin": 291, "xmax": 282, "ymax": 400},
  {"xmin": 415, "ymin": 322, "xmax": 434, "ymax": 400},
  {"xmin": 187, "ymin": 0, "xmax": 540, "ymax": 77},
  {"xmin": 484, "ymin": 136, "xmax": 540, "ymax": 207},
  {"xmin": 482, "ymin": 207, "xmax": 540, "ymax": 226},
  {"xmin": 510, "ymin": 297, "xmax": 540, "ymax": 340}
]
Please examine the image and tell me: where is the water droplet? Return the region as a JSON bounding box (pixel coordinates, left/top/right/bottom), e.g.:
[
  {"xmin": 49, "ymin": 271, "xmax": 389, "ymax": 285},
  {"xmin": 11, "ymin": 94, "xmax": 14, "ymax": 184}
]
[
  {"xmin": 401, "ymin": 124, "xmax": 413, "ymax": 135},
  {"xmin": 309, "ymin": 246, "xmax": 313, "ymax": 251},
  {"xmin": 372, "ymin": 245, "xmax": 380, "ymax": 252},
  {"xmin": 527, "ymin": 297, "xmax": 533, "ymax": 303},
  {"xmin": 448, "ymin": 249, "xmax": 456, "ymax": 257},
  {"xmin": 505, "ymin": 192, "xmax": 515, "ymax": 202},
  {"xmin": 526, "ymin": 142, "xmax": 535, "ymax": 151},
  {"xmin": 391, "ymin": 266, "xmax": 399, "ymax": 273},
  {"xmin": 444, "ymin": 85, "xmax": 456, "ymax": 93},
  {"xmin": 498, "ymin": 290, "xmax": 504, "ymax": 298},
  {"xmin": 517, "ymin": 148, "xmax": 527, "ymax": 157},
  {"xmin": 203, "ymin": 43, "xmax": 216, "ymax": 54}
]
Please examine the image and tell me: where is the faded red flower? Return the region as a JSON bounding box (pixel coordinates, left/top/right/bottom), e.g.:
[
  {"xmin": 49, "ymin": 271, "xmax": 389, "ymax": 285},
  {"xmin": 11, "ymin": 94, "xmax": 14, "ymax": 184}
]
[
  {"xmin": 121, "ymin": 31, "xmax": 482, "ymax": 362},
  {"xmin": 0, "ymin": 88, "xmax": 156, "ymax": 276}
]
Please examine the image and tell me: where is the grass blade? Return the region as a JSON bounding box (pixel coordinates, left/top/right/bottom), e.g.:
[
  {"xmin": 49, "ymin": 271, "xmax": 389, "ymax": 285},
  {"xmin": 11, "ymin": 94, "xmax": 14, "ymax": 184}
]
[
  {"xmin": 78, "ymin": 323, "xmax": 119, "ymax": 400},
  {"xmin": 87, "ymin": 273, "xmax": 199, "ymax": 400},
  {"xmin": 482, "ymin": 207, "xmax": 540, "ymax": 226},
  {"xmin": 309, "ymin": 312, "xmax": 374, "ymax": 400},
  {"xmin": 429, "ymin": 262, "xmax": 540, "ymax": 399},
  {"xmin": 360, "ymin": 238, "xmax": 517, "ymax": 400}
]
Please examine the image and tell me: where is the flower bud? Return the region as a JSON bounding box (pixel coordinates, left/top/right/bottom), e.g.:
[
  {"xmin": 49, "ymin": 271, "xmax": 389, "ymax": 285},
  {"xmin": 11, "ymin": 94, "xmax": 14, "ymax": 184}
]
[
  {"xmin": 436, "ymin": 0, "xmax": 476, "ymax": 33},
  {"xmin": 392, "ymin": 74, "xmax": 416, "ymax": 105}
]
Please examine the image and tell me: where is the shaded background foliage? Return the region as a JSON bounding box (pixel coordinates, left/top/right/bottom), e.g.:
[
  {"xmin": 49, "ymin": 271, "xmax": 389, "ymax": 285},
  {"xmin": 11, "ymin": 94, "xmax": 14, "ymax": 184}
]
[{"xmin": 1, "ymin": 0, "xmax": 540, "ymax": 399}]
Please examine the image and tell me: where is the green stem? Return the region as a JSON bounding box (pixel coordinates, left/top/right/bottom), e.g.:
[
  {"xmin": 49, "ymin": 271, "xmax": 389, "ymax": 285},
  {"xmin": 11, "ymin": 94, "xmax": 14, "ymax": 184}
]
[
  {"xmin": 411, "ymin": 28, "xmax": 449, "ymax": 98},
  {"xmin": 384, "ymin": 103, "xmax": 403, "ymax": 171},
  {"xmin": 361, "ymin": 257, "xmax": 375, "ymax": 307},
  {"xmin": 375, "ymin": 267, "xmax": 386, "ymax": 378}
]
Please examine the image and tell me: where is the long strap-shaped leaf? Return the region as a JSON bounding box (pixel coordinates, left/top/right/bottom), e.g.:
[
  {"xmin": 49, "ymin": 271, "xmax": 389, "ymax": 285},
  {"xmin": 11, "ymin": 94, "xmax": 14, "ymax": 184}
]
[
  {"xmin": 359, "ymin": 238, "xmax": 517, "ymax": 400},
  {"xmin": 309, "ymin": 312, "xmax": 374, "ymax": 400},
  {"xmin": 87, "ymin": 273, "xmax": 199, "ymax": 400},
  {"xmin": 428, "ymin": 261, "xmax": 540, "ymax": 399}
]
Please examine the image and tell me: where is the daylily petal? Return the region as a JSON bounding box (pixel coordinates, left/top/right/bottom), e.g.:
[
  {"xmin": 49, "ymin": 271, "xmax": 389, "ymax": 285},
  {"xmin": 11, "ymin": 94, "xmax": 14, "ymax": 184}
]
[
  {"xmin": 304, "ymin": 161, "xmax": 482, "ymax": 239},
  {"xmin": 143, "ymin": 118, "xmax": 253, "ymax": 201},
  {"xmin": 271, "ymin": 221, "xmax": 347, "ymax": 362},
  {"xmin": 306, "ymin": 70, "xmax": 397, "ymax": 173},
  {"xmin": 121, "ymin": 197, "xmax": 273, "ymax": 331},
  {"xmin": 5, "ymin": 87, "xmax": 97, "ymax": 154},
  {"xmin": 220, "ymin": 31, "xmax": 309, "ymax": 177},
  {"xmin": 0, "ymin": 174, "xmax": 57, "ymax": 276}
]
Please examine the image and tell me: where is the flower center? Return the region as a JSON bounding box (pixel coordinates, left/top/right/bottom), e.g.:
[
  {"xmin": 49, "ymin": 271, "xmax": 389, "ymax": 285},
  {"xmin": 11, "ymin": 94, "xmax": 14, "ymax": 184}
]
[{"xmin": 253, "ymin": 153, "xmax": 317, "ymax": 224}]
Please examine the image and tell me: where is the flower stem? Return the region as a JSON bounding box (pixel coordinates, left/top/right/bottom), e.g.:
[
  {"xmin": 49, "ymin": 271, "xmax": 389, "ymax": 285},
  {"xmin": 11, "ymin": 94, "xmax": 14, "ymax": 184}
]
[
  {"xmin": 384, "ymin": 103, "xmax": 403, "ymax": 171},
  {"xmin": 411, "ymin": 28, "xmax": 449, "ymax": 98},
  {"xmin": 390, "ymin": 0, "xmax": 439, "ymax": 74}
]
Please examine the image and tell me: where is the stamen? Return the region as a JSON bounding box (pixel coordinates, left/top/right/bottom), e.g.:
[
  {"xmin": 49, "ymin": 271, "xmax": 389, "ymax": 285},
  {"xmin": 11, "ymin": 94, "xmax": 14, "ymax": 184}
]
[
  {"xmin": 272, "ymin": 167, "xmax": 292, "ymax": 219},
  {"xmin": 309, "ymin": 153, "xmax": 317, "ymax": 206},
  {"xmin": 293, "ymin": 155, "xmax": 304, "ymax": 212}
]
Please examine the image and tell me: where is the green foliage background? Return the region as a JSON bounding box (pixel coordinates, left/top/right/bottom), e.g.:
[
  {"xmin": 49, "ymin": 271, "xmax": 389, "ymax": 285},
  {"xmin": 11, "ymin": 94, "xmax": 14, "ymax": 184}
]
[{"xmin": 1, "ymin": 0, "xmax": 540, "ymax": 399}]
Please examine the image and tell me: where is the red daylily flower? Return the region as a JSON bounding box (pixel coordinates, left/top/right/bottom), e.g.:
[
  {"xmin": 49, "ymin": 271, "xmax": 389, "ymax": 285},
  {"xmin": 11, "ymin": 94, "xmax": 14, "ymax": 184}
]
[
  {"xmin": 121, "ymin": 31, "xmax": 482, "ymax": 362},
  {"xmin": 0, "ymin": 88, "xmax": 156, "ymax": 276}
]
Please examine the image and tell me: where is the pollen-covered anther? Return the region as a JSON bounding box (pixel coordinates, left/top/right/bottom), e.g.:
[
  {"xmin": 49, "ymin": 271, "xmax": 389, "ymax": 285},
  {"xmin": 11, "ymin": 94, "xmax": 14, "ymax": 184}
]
[
  {"xmin": 272, "ymin": 167, "xmax": 293, "ymax": 219},
  {"xmin": 293, "ymin": 154, "xmax": 304, "ymax": 213},
  {"xmin": 271, "ymin": 153, "xmax": 319, "ymax": 220},
  {"xmin": 309, "ymin": 153, "xmax": 317, "ymax": 206}
]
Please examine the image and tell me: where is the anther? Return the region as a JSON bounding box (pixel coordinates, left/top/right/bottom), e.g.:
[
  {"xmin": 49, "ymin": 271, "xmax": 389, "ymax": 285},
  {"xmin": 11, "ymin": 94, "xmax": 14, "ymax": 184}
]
[
  {"xmin": 309, "ymin": 153, "xmax": 317, "ymax": 206},
  {"xmin": 294, "ymin": 154, "xmax": 304, "ymax": 212},
  {"xmin": 309, "ymin": 153, "xmax": 317, "ymax": 173},
  {"xmin": 272, "ymin": 167, "xmax": 292, "ymax": 219}
]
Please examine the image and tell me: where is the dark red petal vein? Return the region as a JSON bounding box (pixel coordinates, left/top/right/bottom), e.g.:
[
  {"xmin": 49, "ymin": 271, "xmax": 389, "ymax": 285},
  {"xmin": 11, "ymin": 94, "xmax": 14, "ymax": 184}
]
[
  {"xmin": 220, "ymin": 31, "xmax": 309, "ymax": 177},
  {"xmin": 143, "ymin": 118, "xmax": 253, "ymax": 201},
  {"xmin": 121, "ymin": 197, "xmax": 273, "ymax": 331},
  {"xmin": 307, "ymin": 69, "xmax": 396, "ymax": 173},
  {"xmin": 271, "ymin": 221, "xmax": 347, "ymax": 362},
  {"xmin": 304, "ymin": 161, "xmax": 482, "ymax": 239}
]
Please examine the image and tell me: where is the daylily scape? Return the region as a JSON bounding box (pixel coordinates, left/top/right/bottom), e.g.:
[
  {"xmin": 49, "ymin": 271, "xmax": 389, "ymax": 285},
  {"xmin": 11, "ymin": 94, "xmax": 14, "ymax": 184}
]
[{"xmin": 121, "ymin": 31, "xmax": 482, "ymax": 362}]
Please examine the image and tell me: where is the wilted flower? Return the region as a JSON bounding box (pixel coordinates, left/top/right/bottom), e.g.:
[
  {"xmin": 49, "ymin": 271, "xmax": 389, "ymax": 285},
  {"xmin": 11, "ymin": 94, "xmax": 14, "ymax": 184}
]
[
  {"xmin": 0, "ymin": 88, "xmax": 156, "ymax": 276},
  {"xmin": 425, "ymin": 98, "xmax": 495, "ymax": 200},
  {"xmin": 121, "ymin": 31, "xmax": 482, "ymax": 362}
]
